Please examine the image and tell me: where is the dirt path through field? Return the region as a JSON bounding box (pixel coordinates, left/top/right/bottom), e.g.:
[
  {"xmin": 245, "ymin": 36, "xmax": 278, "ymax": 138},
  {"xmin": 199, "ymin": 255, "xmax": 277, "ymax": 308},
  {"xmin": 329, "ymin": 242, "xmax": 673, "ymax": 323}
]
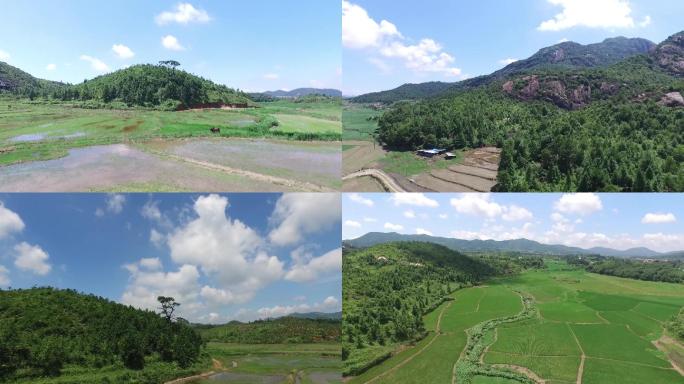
[
  {"xmin": 343, "ymin": 169, "xmax": 406, "ymax": 193},
  {"xmin": 567, "ymin": 324, "xmax": 585, "ymax": 384},
  {"xmin": 157, "ymin": 152, "xmax": 334, "ymax": 192},
  {"xmin": 363, "ymin": 301, "xmax": 452, "ymax": 384},
  {"xmin": 163, "ymin": 370, "xmax": 216, "ymax": 384},
  {"xmin": 653, "ymin": 334, "xmax": 684, "ymax": 376}
]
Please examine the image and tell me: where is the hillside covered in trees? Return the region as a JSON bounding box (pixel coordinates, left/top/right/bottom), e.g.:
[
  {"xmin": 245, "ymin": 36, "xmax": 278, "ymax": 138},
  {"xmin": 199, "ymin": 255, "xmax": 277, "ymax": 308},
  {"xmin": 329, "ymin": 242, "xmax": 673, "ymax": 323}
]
[
  {"xmin": 342, "ymin": 242, "xmax": 496, "ymax": 374},
  {"xmin": 0, "ymin": 61, "xmax": 252, "ymax": 110},
  {"xmin": 0, "ymin": 288, "xmax": 203, "ymax": 382},
  {"xmin": 369, "ymin": 31, "xmax": 684, "ymax": 192},
  {"xmin": 196, "ymin": 316, "xmax": 341, "ymax": 344}
]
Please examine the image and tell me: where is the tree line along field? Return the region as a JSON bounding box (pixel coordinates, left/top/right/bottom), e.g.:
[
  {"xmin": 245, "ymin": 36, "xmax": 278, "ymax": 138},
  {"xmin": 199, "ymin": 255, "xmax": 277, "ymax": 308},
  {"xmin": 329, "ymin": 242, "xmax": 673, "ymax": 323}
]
[
  {"xmin": 343, "ymin": 245, "xmax": 684, "ymax": 384},
  {"xmin": 0, "ymin": 98, "xmax": 341, "ymax": 166}
]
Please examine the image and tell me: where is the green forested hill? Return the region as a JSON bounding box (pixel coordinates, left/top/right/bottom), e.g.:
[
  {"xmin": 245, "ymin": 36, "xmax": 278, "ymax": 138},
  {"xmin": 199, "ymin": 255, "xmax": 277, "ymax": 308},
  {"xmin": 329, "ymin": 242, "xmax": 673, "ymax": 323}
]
[
  {"xmin": 0, "ymin": 61, "xmax": 66, "ymax": 97},
  {"xmin": 342, "ymin": 242, "xmax": 495, "ymax": 374},
  {"xmin": 68, "ymin": 64, "xmax": 252, "ymax": 109},
  {"xmin": 375, "ymin": 31, "xmax": 684, "ymax": 192},
  {"xmin": 196, "ymin": 316, "xmax": 341, "ymax": 344},
  {"xmin": 0, "ymin": 288, "xmax": 202, "ymax": 381},
  {"xmin": 0, "ymin": 62, "xmax": 252, "ymax": 109},
  {"xmin": 350, "ymin": 82, "xmax": 455, "ymax": 104}
]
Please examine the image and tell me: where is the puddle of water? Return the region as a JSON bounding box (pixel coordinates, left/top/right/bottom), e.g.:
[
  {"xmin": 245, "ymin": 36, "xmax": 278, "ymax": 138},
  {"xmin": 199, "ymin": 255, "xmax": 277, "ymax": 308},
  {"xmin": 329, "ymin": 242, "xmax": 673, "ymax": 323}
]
[
  {"xmin": 8, "ymin": 131, "xmax": 85, "ymax": 143},
  {"xmin": 205, "ymin": 372, "xmax": 286, "ymax": 383},
  {"xmin": 10, "ymin": 133, "xmax": 46, "ymax": 142},
  {"xmin": 60, "ymin": 132, "xmax": 85, "ymax": 139}
]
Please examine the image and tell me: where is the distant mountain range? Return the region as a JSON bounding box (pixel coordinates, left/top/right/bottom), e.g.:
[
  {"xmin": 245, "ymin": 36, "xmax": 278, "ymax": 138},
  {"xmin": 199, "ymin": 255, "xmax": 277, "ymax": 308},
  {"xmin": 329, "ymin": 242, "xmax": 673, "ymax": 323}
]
[
  {"xmin": 263, "ymin": 88, "xmax": 342, "ymax": 98},
  {"xmin": 289, "ymin": 311, "xmax": 342, "ymax": 320},
  {"xmin": 344, "ymin": 232, "xmax": 684, "ymax": 259},
  {"xmin": 350, "ymin": 36, "xmax": 658, "ymax": 103}
]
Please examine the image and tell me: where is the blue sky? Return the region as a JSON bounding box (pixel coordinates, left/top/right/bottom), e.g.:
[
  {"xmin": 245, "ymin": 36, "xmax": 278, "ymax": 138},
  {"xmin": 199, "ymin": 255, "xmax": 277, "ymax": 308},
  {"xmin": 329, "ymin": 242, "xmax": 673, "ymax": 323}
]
[
  {"xmin": 0, "ymin": 0, "xmax": 341, "ymax": 92},
  {"xmin": 342, "ymin": 0, "xmax": 684, "ymax": 95},
  {"xmin": 0, "ymin": 193, "xmax": 341, "ymax": 323},
  {"xmin": 344, "ymin": 193, "xmax": 684, "ymax": 253}
]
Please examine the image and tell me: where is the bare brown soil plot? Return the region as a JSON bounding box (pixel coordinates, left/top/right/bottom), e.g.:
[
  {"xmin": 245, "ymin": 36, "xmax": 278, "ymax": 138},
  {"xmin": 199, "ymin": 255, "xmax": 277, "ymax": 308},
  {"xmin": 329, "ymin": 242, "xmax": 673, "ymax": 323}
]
[
  {"xmin": 343, "ymin": 140, "xmax": 387, "ymax": 175},
  {"xmin": 408, "ymin": 147, "xmax": 500, "ymax": 192}
]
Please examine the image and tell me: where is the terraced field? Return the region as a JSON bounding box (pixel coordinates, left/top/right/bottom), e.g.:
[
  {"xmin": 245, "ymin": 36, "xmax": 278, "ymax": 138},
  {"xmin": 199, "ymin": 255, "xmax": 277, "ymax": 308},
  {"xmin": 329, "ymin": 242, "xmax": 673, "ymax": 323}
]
[
  {"xmin": 411, "ymin": 147, "xmax": 500, "ymax": 192},
  {"xmin": 347, "ymin": 262, "xmax": 684, "ymax": 384}
]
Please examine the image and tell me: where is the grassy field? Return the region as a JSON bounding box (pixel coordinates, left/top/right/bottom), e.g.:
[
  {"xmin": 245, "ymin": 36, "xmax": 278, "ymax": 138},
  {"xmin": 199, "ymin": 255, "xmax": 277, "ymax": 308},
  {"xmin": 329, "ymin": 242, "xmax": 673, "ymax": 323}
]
[
  {"xmin": 348, "ymin": 261, "xmax": 684, "ymax": 384},
  {"xmin": 0, "ymin": 98, "xmax": 341, "ymax": 166},
  {"xmin": 378, "ymin": 150, "xmax": 464, "ymax": 177},
  {"xmin": 342, "ymin": 103, "xmax": 381, "ymax": 141}
]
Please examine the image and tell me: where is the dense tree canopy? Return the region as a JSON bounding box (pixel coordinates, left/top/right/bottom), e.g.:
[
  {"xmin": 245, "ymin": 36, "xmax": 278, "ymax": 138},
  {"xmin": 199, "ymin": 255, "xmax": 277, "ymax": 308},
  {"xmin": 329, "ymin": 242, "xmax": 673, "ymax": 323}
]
[
  {"xmin": 0, "ymin": 62, "xmax": 252, "ymax": 110},
  {"xmin": 343, "ymin": 243, "xmax": 495, "ymax": 357},
  {"xmin": 374, "ymin": 56, "xmax": 684, "ymax": 192},
  {"xmin": 565, "ymin": 255, "xmax": 684, "ymax": 283},
  {"xmin": 0, "ymin": 288, "xmax": 202, "ymax": 380},
  {"xmin": 196, "ymin": 317, "xmax": 341, "ymax": 344}
]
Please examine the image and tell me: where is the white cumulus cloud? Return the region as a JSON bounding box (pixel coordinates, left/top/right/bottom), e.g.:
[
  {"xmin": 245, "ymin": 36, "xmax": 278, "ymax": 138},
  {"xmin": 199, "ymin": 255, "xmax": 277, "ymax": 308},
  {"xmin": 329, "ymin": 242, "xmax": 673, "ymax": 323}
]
[
  {"xmin": 162, "ymin": 35, "xmax": 185, "ymax": 51},
  {"xmin": 342, "ymin": 0, "xmax": 400, "ymax": 49},
  {"xmin": 538, "ymin": 0, "xmax": 639, "ymax": 31},
  {"xmin": 46, "ymin": 63, "xmax": 57, "ymax": 71},
  {"xmin": 390, "ymin": 193, "xmax": 439, "ymax": 208},
  {"xmin": 285, "ymin": 247, "xmax": 342, "ymax": 283},
  {"xmin": 344, "ymin": 220, "xmax": 362, "ymax": 228},
  {"xmin": 0, "ymin": 202, "xmax": 25, "ymax": 238},
  {"xmin": 80, "ymin": 55, "xmax": 110, "ymax": 73},
  {"xmin": 168, "ymin": 194, "xmax": 284, "ymax": 301},
  {"xmin": 450, "ymin": 194, "xmax": 503, "ymax": 218},
  {"xmin": 349, "ymin": 193, "xmax": 374, "ymax": 207},
  {"xmin": 95, "ymin": 194, "xmax": 126, "ymax": 217},
  {"xmin": 14, "ymin": 242, "xmax": 51, "ymax": 276},
  {"xmin": 554, "ymin": 193, "xmax": 602, "ymax": 215},
  {"xmin": 641, "ymin": 213, "xmax": 676, "ymax": 224},
  {"xmin": 416, "ymin": 228, "xmax": 433, "ymax": 236},
  {"xmin": 384, "ymin": 222, "xmax": 403, "ymax": 231},
  {"xmin": 0, "ymin": 50, "xmax": 10, "ymax": 61},
  {"xmin": 268, "ymin": 193, "xmax": 340, "ymax": 246},
  {"xmin": 155, "ymin": 3, "xmax": 211, "ymax": 25},
  {"xmin": 343, "ymin": 1, "xmax": 461, "ymax": 77},
  {"xmin": 112, "ymin": 44, "xmax": 135, "ymax": 59},
  {"xmin": 121, "ymin": 263, "xmax": 201, "ymax": 311}
]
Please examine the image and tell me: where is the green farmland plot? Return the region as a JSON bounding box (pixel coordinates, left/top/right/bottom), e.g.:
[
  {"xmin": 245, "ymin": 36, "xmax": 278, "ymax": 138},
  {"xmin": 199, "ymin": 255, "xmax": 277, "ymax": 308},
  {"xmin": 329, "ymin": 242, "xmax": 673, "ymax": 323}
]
[
  {"xmin": 342, "ymin": 103, "xmax": 382, "ymax": 141},
  {"xmin": 348, "ymin": 263, "xmax": 684, "ymax": 384}
]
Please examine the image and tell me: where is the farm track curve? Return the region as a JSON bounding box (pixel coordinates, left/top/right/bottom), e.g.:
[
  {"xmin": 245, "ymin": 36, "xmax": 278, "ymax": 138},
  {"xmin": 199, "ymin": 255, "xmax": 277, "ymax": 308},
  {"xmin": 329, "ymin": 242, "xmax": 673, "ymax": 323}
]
[{"xmin": 342, "ymin": 169, "xmax": 407, "ymax": 193}]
